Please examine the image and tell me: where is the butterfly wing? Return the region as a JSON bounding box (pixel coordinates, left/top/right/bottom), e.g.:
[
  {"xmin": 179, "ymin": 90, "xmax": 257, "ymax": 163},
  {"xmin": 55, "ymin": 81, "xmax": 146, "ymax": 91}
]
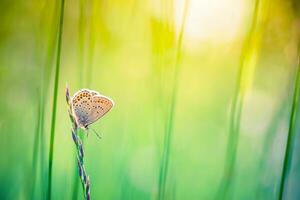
[
  {"xmin": 71, "ymin": 89, "xmax": 93, "ymax": 128},
  {"xmin": 85, "ymin": 95, "xmax": 114, "ymax": 126},
  {"xmin": 89, "ymin": 89, "xmax": 100, "ymax": 96}
]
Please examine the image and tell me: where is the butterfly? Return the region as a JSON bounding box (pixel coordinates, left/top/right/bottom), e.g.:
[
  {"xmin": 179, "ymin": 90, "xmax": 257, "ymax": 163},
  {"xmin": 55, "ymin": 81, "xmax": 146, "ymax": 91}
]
[{"xmin": 70, "ymin": 89, "xmax": 114, "ymax": 130}]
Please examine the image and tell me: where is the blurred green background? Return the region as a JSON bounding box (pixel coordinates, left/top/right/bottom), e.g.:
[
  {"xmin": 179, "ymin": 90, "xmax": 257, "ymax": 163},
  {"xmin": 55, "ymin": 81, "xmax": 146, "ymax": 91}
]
[{"xmin": 1, "ymin": 0, "xmax": 300, "ymax": 199}]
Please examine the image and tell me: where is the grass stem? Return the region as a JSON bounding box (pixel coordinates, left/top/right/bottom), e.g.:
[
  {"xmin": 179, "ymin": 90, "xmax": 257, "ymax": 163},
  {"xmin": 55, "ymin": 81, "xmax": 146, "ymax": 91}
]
[
  {"xmin": 72, "ymin": 1, "xmax": 88, "ymax": 199},
  {"xmin": 278, "ymin": 40, "xmax": 300, "ymax": 200},
  {"xmin": 215, "ymin": 0, "xmax": 260, "ymax": 198},
  {"xmin": 29, "ymin": 93, "xmax": 42, "ymax": 199},
  {"xmin": 47, "ymin": 0, "xmax": 65, "ymax": 199},
  {"xmin": 40, "ymin": 6, "xmax": 58, "ymax": 196},
  {"xmin": 66, "ymin": 88, "xmax": 91, "ymax": 200},
  {"xmin": 255, "ymin": 70, "xmax": 294, "ymax": 198},
  {"xmin": 157, "ymin": 1, "xmax": 189, "ymax": 199},
  {"xmin": 86, "ymin": 0, "xmax": 96, "ymax": 88},
  {"xmin": 77, "ymin": 0, "xmax": 86, "ymax": 88}
]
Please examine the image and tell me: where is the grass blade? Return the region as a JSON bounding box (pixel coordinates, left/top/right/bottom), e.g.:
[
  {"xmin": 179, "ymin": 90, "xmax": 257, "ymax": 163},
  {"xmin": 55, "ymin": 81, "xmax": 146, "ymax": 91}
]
[
  {"xmin": 28, "ymin": 92, "xmax": 41, "ymax": 199},
  {"xmin": 47, "ymin": 0, "xmax": 65, "ymax": 199},
  {"xmin": 157, "ymin": 1, "xmax": 189, "ymax": 199},
  {"xmin": 278, "ymin": 40, "xmax": 300, "ymax": 200},
  {"xmin": 72, "ymin": 1, "xmax": 88, "ymax": 198},
  {"xmin": 77, "ymin": 0, "xmax": 86, "ymax": 88},
  {"xmin": 215, "ymin": 0, "xmax": 260, "ymax": 198},
  {"xmin": 86, "ymin": 0, "xmax": 96, "ymax": 88},
  {"xmin": 255, "ymin": 70, "xmax": 295, "ymax": 198},
  {"xmin": 40, "ymin": 6, "xmax": 59, "ymax": 196}
]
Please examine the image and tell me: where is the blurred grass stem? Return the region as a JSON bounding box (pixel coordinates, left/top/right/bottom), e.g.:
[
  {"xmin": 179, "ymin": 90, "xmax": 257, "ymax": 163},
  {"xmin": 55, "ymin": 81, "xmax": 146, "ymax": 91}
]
[
  {"xmin": 47, "ymin": 0, "xmax": 65, "ymax": 199},
  {"xmin": 278, "ymin": 41, "xmax": 300, "ymax": 200},
  {"xmin": 157, "ymin": 1, "xmax": 189, "ymax": 199},
  {"xmin": 216, "ymin": 0, "xmax": 260, "ymax": 198}
]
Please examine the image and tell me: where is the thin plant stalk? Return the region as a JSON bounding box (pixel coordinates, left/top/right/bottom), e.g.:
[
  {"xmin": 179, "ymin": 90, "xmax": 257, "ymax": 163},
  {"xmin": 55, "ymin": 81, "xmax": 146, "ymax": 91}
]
[
  {"xmin": 215, "ymin": 0, "xmax": 260, "ymax": 198},
  {"xmin": 157, "ymin": 1, "xmax": 189, "ymax": 199},
  {"xmin": 66, "ymin": 88, "xmax": 91, "ymax": 200},
  {"xmin": 40, "ymin": 4, "xmax": 62, "ymax": 197},
  {"xmin": 47, "ymin": 0, "xmax": 65, "ymax": 199},
  {"xmin": 72, "ymin": 2, "xmax": 96, "ymax": 195},
  {"xmin": 278, "ymin": 41, "xmax": 300, "ymax": 200},
  {"xmin": 86, "ymin": 0, "xmax": 96, "ymax": 88},
  {"xmin": 29, "ymin": 3, "xmax": 50, "ymax": 197},
  {"xmin": 31, "ymin": 1, "xmax": 59, "ymax": 197},
  {"xmin": 77, "ymin": 0, "xmax": 86, "ymax": 88},
  {"xmin": 40, "ymin": 18, "xmax": 58, "ymax": 196},
  {"xmin": 149, "ymin": 0, "xmax": 176, "ymax": 170},
  {"xmin": 255, "ymin": 99, "xmax": 288, "ymax": 198},
  {"xmin": 39, "ymin": 90, "xmax": 47, "ymax": 198},
  {"xmin": 72, "ymin": 1, "xmax": 89, "ymax": 199},
  {"xmin": 255, "ymin": 70, "xmax": 294, "ymax": 198},
  {"xmin": 72, "ymin": 2, "xmax": 96, "ymax": 191},
  {"xmin": 29, "ymin": 92, "xmax": 42, "ymax": 199}
]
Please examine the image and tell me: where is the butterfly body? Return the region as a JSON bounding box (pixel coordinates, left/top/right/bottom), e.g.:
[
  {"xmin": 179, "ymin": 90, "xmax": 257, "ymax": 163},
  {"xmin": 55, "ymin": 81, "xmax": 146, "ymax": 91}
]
[{"xmin": 70, "ymin": 89, "xmax": 114, "ymax": 129}]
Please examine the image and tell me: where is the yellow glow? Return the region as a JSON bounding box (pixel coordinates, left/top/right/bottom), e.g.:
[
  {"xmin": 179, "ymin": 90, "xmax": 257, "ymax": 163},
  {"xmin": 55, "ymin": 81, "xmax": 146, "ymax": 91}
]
[{"xmin": 174, "ymin": 0, "xmax": 248, "ymax": 42}]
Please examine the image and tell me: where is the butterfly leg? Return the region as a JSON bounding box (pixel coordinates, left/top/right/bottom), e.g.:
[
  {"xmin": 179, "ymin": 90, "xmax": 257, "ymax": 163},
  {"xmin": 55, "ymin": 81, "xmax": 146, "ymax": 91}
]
[{"xmin": 92, "ymin": 128, "xmax": 102, "ymax": 140}]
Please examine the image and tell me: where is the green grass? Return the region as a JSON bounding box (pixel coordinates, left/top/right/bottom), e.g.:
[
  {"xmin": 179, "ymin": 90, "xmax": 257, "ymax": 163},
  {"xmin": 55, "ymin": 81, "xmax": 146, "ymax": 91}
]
[
  {"xmin": 86, "ymin": 0, "xmax": 96, "ymax": 88},
  {"xmin": 215, "ymin": 0, "xmax": 261, "ymax": 198},
  {"xmin": 77, "ymin": 0, "xmax": 86, "ymax": 88},
  {"xmin": 71, "ymin": 1, "xmax": 93, "ymax": 198},
  {"xmin": 1, "ymin": 0, "xmax": 300, "ymax": 199},
  {"xmin": 47, "ymin": 0, "xmax": 66, "ymax": 199},
  {"xmin": 39, "ymin": 2, "xmax": 59, "ymax": 197},
  {"xmin": 157, "ymin": 1, "xmax": 189, "ymax": 199},
  {"xmin": 71, "ymin": 1, "xmax": 85, "ymax": 198},
  {"xmin": 29, "ymin": 94, "xmax": 41, "ymax": 199},
  {"xmin": 30, "ymin": 2, "xmax": 60, "ymax": 198},
  {"xmin": 255, "ymin": 95, "xmax": 288, "ymax": 198},
  {"xmin": 278, "ymin": 41, "xmax": 300, "ymax": 200}
]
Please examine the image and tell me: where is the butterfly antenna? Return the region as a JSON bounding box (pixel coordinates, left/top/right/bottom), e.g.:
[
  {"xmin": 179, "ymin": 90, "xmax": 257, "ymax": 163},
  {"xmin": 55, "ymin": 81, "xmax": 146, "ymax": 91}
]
[{"xmin": 92, "ymin": 128, "xmax": 102, "ymax": 140}]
